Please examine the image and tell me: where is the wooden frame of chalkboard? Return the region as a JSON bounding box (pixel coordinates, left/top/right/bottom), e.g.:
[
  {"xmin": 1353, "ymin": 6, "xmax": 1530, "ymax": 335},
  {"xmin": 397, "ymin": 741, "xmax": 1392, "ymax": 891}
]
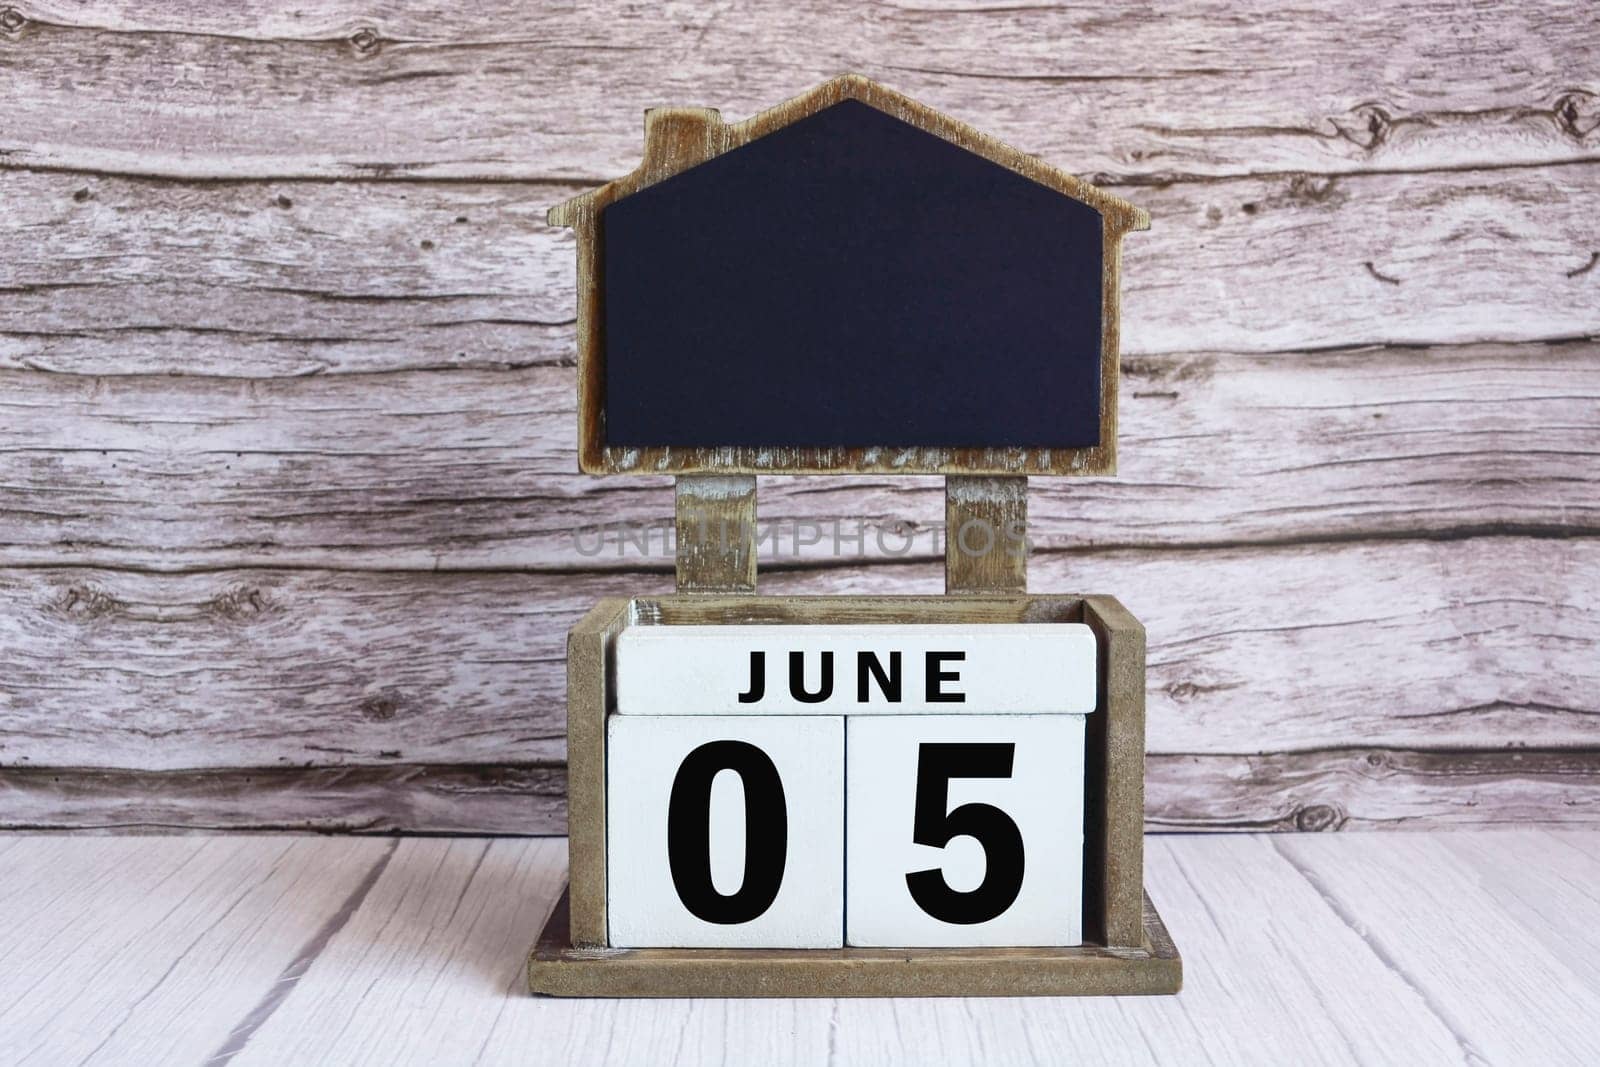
[{"xmin": 548, "ymin": 74, "xmax": 1149, "ymax": 476}]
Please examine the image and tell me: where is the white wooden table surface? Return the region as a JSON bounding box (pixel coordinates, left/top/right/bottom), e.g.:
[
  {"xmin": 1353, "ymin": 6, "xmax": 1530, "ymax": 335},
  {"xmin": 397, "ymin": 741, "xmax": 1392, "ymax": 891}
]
[{"xmin": 1, "ymin": 832, "xmax": 1595, "ymax": 1066}]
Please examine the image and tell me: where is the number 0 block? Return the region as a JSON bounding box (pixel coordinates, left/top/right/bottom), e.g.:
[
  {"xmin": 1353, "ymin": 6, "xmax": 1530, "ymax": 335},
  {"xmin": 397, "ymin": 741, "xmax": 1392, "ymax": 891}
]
[
  {"xmin": 606, "ymin": 715, "xmax": 845, "ymax": 948},
  {"xmin": 845, "ymin": 715, "xmax": 1086, "ymax": 947}
]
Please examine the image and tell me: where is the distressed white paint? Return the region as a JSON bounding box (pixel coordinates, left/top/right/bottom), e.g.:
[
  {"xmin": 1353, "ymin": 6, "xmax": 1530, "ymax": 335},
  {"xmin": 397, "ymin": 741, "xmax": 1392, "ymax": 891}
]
[
  {"xmin": 0, "ymin": 836, "xmax": 391, "ymax": 1066},
  {"xmin": 614, "ymin": 624, "xmax": 1096, "ymax": 716},
  {"xmin": 1, "ymin": 536, "xmax": 1596, "ymax": 834},
  {"xmin": 3, "ymin": 167, "xmax": 1598, "ymax": 381},
  {"xmin": 5, "ymin": 345, "xmax": 1595, "ymax": 570},
  {"xmin": 606, "ymin": 715, "xmax": 845, "ymax": 948},
  {"xmin": 6, "ymin": 832, "xmax": 1584, "ymax": 1065},
  {"xmin": 1277, "ymin": 833, "xmax": 1600, "ymax": 1064},
  {"xmin": 6, "ymin": 2, "xmax": 1598, "ymax": 183},
  {"xmin": 845, "ymin": 715, "xmax": 1086, "ymax": 947},
  {"xmin": 0, "ymin": 1, "xmax": 1594, "ymax": 832}
]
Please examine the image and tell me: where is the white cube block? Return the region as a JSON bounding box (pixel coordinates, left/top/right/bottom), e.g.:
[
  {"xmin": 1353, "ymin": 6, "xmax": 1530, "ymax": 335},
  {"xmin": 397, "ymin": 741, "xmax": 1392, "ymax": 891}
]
[
  {"xmin": 845, "ymin": 715, "xmax": 1086, "ymax": 947},
  {"xmin": 614, "ymin": 624, "xmax": 1096, "ymax": 716},
  {"xmin": 606, "ymin": 715, "xmax": 844, "ymax": 948}
]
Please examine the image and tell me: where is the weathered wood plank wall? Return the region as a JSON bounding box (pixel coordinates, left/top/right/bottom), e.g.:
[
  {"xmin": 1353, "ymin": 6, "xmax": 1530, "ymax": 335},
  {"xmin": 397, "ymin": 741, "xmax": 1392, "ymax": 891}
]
[{"xmin": 1, "ymin": 0, "xmax": 1596, "ymax": 831}]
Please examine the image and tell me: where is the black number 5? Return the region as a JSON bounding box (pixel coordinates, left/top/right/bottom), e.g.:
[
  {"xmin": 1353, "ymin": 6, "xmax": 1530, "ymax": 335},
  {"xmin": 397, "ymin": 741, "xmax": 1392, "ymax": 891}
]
[
  {"xmin": 667, "ymin": 740, "xmax": 788, "ymax": 924},
  {"xmin": 905, "ymin": 742, "xmax": 1025, "ymax": 924}
]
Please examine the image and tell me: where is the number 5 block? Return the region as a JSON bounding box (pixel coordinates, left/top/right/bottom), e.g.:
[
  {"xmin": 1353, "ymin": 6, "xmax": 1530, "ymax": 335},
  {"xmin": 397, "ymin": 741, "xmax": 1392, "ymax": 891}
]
[
  {"xmin": 845, "ymin": 715, "xmax": 1086, "ymax": 947},
  {"xmin": 607, "ymin": 715, "xmax": 845, "ymax": 948}
]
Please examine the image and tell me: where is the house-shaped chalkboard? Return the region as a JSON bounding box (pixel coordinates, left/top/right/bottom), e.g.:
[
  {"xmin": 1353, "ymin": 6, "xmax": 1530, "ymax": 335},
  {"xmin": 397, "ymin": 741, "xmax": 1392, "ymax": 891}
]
[{"xmin": 550, "ymin": 74, "xmax": 1149, "ymax": 476}]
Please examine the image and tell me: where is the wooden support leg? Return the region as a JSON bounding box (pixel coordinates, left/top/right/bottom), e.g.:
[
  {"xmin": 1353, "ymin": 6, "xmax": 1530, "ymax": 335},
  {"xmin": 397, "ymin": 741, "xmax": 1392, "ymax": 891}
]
[
  {"xmin": 675, "ymin": 475, "xmax": 758, "ymax": 594},
  {"xmin": 945, "ymin": 475, "xmax": 1028, "ymax": 594}
]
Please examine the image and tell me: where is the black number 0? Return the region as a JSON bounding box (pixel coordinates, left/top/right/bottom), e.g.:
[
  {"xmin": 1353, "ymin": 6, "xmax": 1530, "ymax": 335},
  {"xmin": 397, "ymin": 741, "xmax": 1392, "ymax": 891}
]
[
  {"xmin": 905, "ymin": 742, "xmax": 1026, "ymax": 924},
  {"xmin": 667, "ymin": 740, "xmax": 788, "ymax": 924}
]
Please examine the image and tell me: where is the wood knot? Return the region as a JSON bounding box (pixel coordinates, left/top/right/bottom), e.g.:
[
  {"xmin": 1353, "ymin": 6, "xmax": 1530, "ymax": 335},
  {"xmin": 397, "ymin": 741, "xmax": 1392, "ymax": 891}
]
[
  {"xmin": 1285, "ymin": 174, "xmax": 1343, "ymax": 207},
  {"xmin": 1334, "ymin": 103, "xmax": 1392, "ymax": 151},
  {"xmin": 72, "ymin": 187, "xmax": 92, "ymax": 203},
  {"xmin": 275, "ymin": 194, "xmax": 293, "ymax": 209},
  {"xmin": 349, "ymin": 27, "xmax": 381, "ymax": 54},
  {"xmin": 1294, "ymin": 804, "xmax": 1344, "ymax": 832},
  {"xmin": 360, "ymin": 690, "xmax": 404, "ymax": 722},
  {"xmin": 0, "ymin": 7, "xmax": 26, "ymax": 33},
  {"xmin": 1121, "ymin": 354, "xmax": 1214, "ymax": 385},
  {"xmin": 56, "ymin": 585, "xmax": 123, "ymax": 620},
  {"xmin": 1553, "ymin": 90, "xmax": 1599, "ymax": 140},
  {"xmin": 203, "ymin": 586, "xmax": 268, "ymax": 620}
]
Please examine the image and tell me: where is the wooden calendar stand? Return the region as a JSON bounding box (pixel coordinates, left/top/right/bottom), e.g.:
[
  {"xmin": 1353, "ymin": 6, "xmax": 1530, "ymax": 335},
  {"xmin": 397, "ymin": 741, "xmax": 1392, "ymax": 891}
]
[
  {"xmin": 528, "ymin": 478, "xmax": 1181, "ymax": 997},
  {"xmin": 528, "ymin": 75, "xmax": 1181, "ymax": 996}
]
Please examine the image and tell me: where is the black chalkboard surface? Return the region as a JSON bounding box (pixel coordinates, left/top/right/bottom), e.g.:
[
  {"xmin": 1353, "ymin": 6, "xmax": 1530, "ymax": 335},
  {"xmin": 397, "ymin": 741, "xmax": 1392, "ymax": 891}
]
[{"xmin": 601, "ymin": 99, "xmax": 1104, "ymax": 451}]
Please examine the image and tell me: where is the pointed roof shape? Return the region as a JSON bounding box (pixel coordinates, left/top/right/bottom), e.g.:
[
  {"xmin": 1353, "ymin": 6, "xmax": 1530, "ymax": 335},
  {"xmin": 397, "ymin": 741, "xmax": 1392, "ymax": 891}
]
[
  {"xmin": 550, "ymin": 75, "xmax": 1147, "ymax": 477},
  {"xmin": 551, "ymin": 73, "xmax": 1148, "ymax": 232}
]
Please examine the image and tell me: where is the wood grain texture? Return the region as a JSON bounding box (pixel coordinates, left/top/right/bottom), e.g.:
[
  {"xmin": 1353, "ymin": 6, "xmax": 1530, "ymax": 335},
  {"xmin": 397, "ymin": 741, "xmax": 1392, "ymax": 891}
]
[
  {"xmin": 0, "ymin": 536, "xmax": 1592, "ymax": 777},
  {"xmin": 1277, "ymin": 833, "xmax": 1600, "ymax": 1063},
  {"xmin": 530, "ymin": 890, "xmax": 1180, "ymax": 997},
  {"xmin": 6, "ymin": 749, "xmax": 1595, "ymax": 835},
  {"xmin": 1444, "ymin": 831, "xmax": 1600, "ymax": 989},
  {"xmin": 5, "ymin": 165, "xmax": 1597, "ymax": 380},
  {"xmin": 945, "ymin": 476, "xmax": 1028, "ymax": 593},
  {"xmin": 10, "ymin": 831, "xmax": 1565, "ymax": 1064},
  {"xmin": 565, "ymin": 599, "xmax": 629, "ymax": 946},
  {"xmin": 0, "ymin": 836, "xmax": 392, "ymax": 1065},
  {"xmin": 4, "ymin": 1, "xmax": 1596, "ymax": 182},
  {"xmin": 675, "ymin": 476, "xmax": 757, "ymax": 593},
  {"xmin": 1148, "ymin": 748, "xmax": 1600, "ymax": 831},
  {"xmin": 0, "ymin": 764, "xmax": 567, "ymax": 833},
  {"xmin": 1133, "ymin": 836, "xmax": 1473, "ymax": 1064},
  {"xmin": 0, "ymin": 566, "xmax": 584, "ymax": 768},
  {"xmin": 0, "ymin": 1, "xmax": 1595, "ymax": 830},
  {"xmin": 3, "ymin": 343, "xmax": 1595, "ymax": 570},
  {"xmin": 1083, "ymin": 595, "xmax": 1146, "ymax": 946},
  {"xmin": 225, "ymin": 837, "xmax": 571, "ymax": 1066}
]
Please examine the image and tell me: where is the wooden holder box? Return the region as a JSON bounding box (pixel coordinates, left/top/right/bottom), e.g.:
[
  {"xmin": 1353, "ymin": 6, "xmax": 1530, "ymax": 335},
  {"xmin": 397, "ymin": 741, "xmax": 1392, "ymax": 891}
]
[{"xmin": 529, "ymin": 593, "xmax": 1180, "ymax": 997}]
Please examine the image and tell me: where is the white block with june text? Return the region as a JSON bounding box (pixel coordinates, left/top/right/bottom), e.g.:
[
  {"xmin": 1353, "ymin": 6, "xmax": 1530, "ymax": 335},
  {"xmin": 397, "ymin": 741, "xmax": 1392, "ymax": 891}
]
[{"xmin": 614, "ymin": 624, "xmax": 1096, "ymax": 715}]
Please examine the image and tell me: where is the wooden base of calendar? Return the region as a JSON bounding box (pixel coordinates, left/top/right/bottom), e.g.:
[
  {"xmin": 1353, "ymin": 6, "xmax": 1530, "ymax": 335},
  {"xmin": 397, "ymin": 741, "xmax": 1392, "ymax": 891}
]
[{"xmin": 529, "ymin": 888, "xmax": 1181, "ymax": 998}]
